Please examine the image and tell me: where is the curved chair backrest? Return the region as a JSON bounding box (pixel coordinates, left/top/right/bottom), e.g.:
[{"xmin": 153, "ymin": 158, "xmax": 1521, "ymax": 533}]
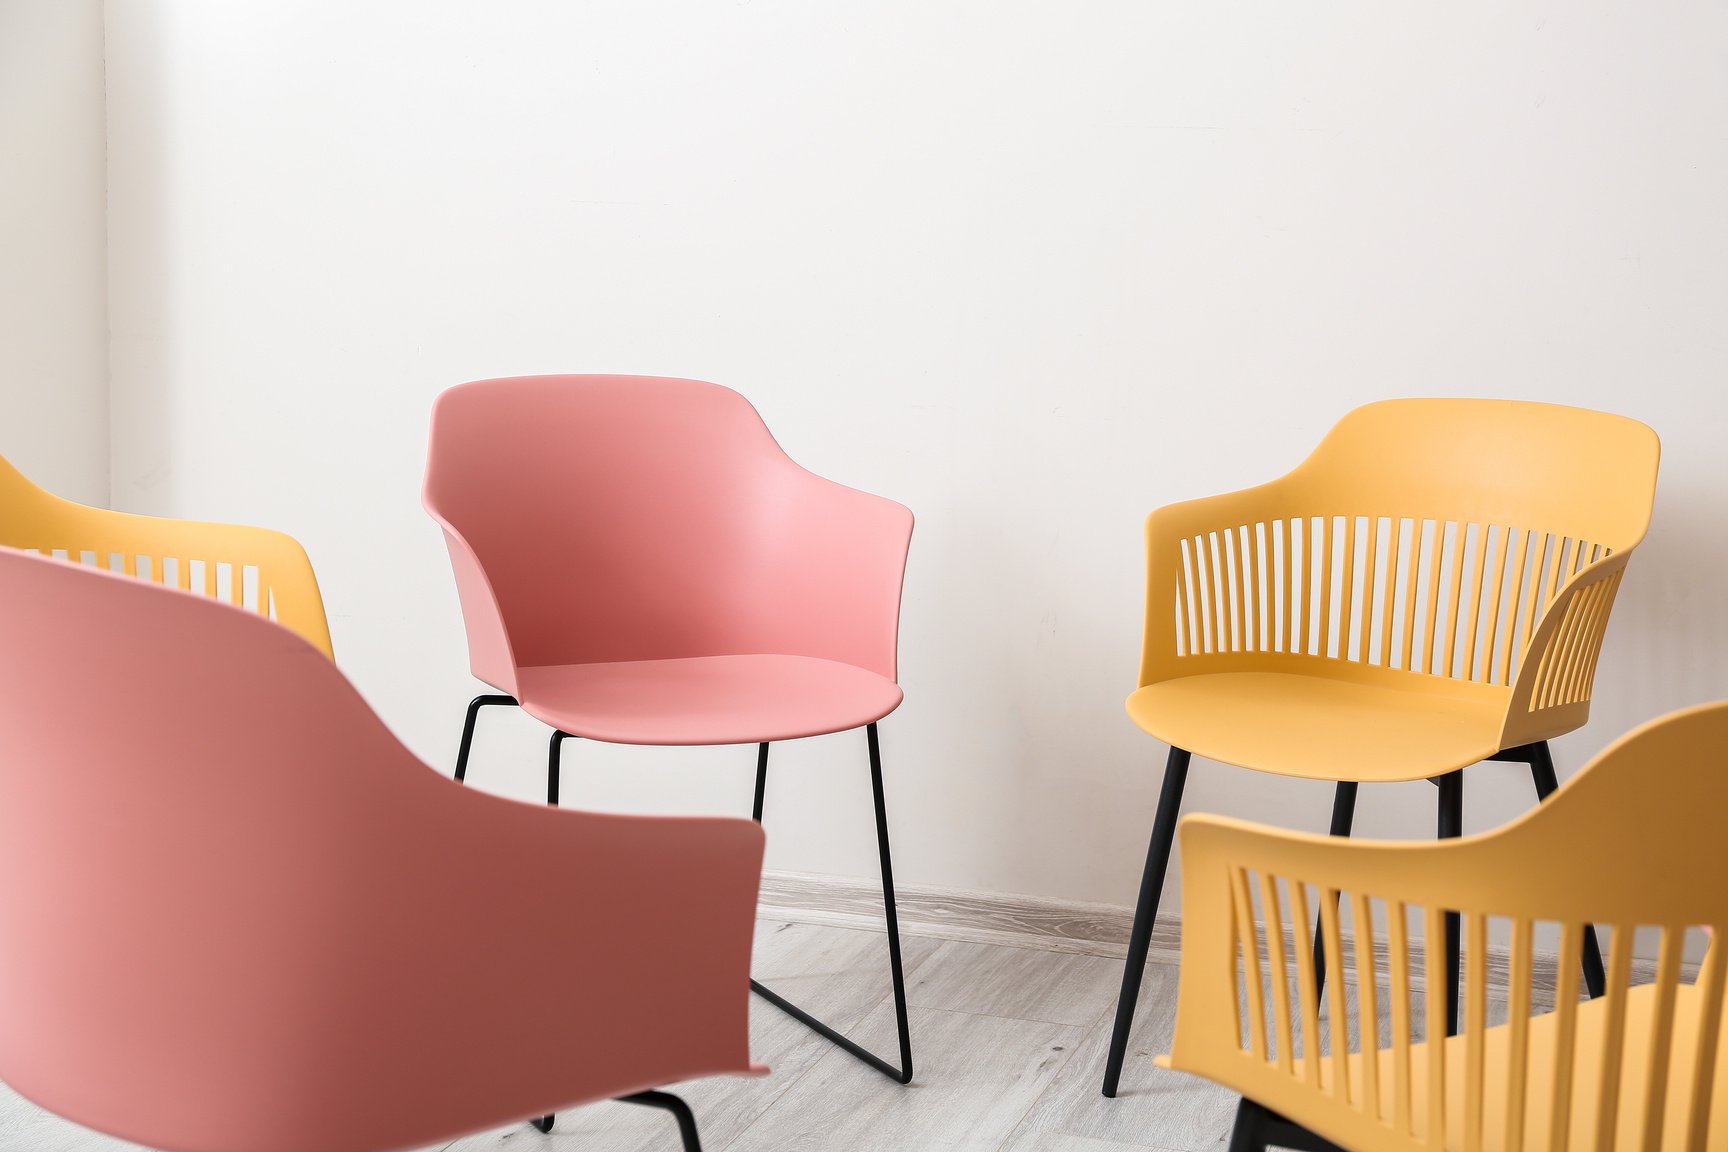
[
  {"xmin": 423, "ymin": 375, "xmax": 913, "ymax": 695},
  {"xmin": 0, "ymin": 549, "xmax": 763, "ymax": 1152},
  {"xmin": 0, "ymin": 452, "xmax": 333, "ymax": 657},
  {"xmin": 1169, "ymin": 700, "xmax": 1728, "ymax": 1152},
  {"xmin": 1141, "ymin": 399, "xmax": 1659, "ymax": 745}
]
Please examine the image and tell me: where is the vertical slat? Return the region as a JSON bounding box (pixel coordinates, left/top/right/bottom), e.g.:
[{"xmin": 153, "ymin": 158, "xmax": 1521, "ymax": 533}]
[
  {"xmin": 1298, "ymin": 518, "xmax": 1314, "ymax": 656},
  {"xmin": 1555, "ymin": 581, "xmax": 1598, "ymax": 705},
  {"xmin": 1578, "ymin": 579, "xmax": 1615, "ymax": 700},
  {"xmin": 1464, "ymin": 912, "xmax": 1487, "ymax": 1152},
  {"xmin": 1251, "ymin": 525, "xmax": 1264, "ymax": 652},
  {"xmin": 1423, "ymin": 522, "xmax": 1446, "ymax": 676},
  {"xmin": 1440, "ymin": 522, "xmax": 1468, "ymax": 678},
  {"xmin": 1389, "ymin": 900, "xmax": 1414, "ymax": 1136},
  {"xmin": 1680, "ymin": 939, "xmax": 1727, "ymax": 1152},
  {"xmin": 1400, "ymin": 519, "xmax": 1423, "ymax": 672},
  {"xmin": 1317, "ymin": 517, "xmax": 1335, "ymax": 659},
  {"xmin": 1540, "ymin": 589, "xmax": 1584, "ymax": 709},
  {"xmin": 1209, "ymin": 533, "xmax": 1228, "ymax": 656},
  {"xmin": 1593, "ymin": 925, "xmax": 1634, "ymax": 1152},
  {"xmin": 1378, "ymin": 518, "xmax": 1400, "ymax": 669},
  {"xmin": 1261, "ymin": 873, "xmax": 1295, "ymax": 1074},
  {"xmin": 1249, "ymin": 522, "xmax": 1264, "ymax": 652},
  {"xmin": 1175, "ymin": 542, "xmax": 1192, "ymax": 657},
  {"xmin": 1198, "ymin": 536, "xmax": 1217, "ymax": 653},
  {"xmin": 1257, "ymin": 523, "xmax": 1272, "ymax": 652},
  {"xmin": 1231, "ymin": 525, "xmax": 1248, "ymax": 653},
  {"xmin": 1228, "ymin": 894, "xmax": 1243, "ymax": 1048},
  {"xmin": 1562, "ymin": 583, "xmax": 1607, "ymax": 704},
  {"xmin": 1639, "ymin": 926, "xmax": 1684, "ymax": 1152},
  {"xmin": 1232, "ymin": 868, "xmax": 1269, "ymax": 1062},
  {"xmin": 1357, "ymin": 515, "xmax": 1378, "ymax": 664},
  {"xmin": 1504, "ymin": 917, "xmax": 1533, "ymax": 1152},
  {"xmin": 1533, "ymin": 595, "xmax": 1579, "ymax": 711},
  {"xmin": 1281, "ymin": 518, "xmax": 1294, "ymax": 654},
  {"xmin": 1337, "ymin": 516, "xmax": 1357, "ymax": 663},
  {"xmin": 1425, "ymin": 903, "xmax": 1447, "ymax": 1151},
  {"xmin": 1460, "ymin": 523, "xmax": 1490, "ymax": 682},
  {"xmin": 1580, "ymin": 572, "xmax": 1623, "ymax": 700},
  {"xmin": 1477, "ymin": 526, "xmax": 1511, "ymax": 682},
  {"xmin": 1548, "ymin": 923, "xmax": 1584, "ymax": 1152},
  {"xmin": 1521, "ymin": 534, "xmax": 1554, "ymax": 657},
  {"xmin": 1291, "ymin": 883, "xmax": 1323, "ymax": 1089},
  {"xmin": 1500, "ymin": 528, "xmax": 1530, "ymax": 685},
  {"xmin": 1321, "ymin": 885, "xmax": 1351, "ymax": 1101},
  {"xmin": 1550, "ymin": 538, "xmax": 1575, "ymax": 602},
  {"xmin": 1353, "ymin": 891, "xmax": 1381, "ymax": 1119}
]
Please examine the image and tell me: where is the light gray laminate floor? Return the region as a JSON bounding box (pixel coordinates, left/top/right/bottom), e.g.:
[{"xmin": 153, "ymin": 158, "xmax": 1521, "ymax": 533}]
[{"xmin": 0, "ymin": 917, "xmax": 1258, "ymax": 1152}]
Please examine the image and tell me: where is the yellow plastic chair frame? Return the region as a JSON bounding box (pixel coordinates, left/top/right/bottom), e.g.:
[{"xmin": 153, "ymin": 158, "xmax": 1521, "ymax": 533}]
[
  {"xmin": 1105, "ymin": 399, "xmax": 1660, "ymax": 1097},
  {"xmin": 1162, "ymin": 701, "xmax": 1728, "ymax": 1152},
  {"xmin": 0, "ymin": 453, "xmax": 332, "ymax": 658}
]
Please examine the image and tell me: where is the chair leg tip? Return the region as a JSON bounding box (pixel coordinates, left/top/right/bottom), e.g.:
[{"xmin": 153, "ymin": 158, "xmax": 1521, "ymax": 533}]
[{"xmin": 531, "ymin": 1115, "xmax": 555, "ymax": 1133}]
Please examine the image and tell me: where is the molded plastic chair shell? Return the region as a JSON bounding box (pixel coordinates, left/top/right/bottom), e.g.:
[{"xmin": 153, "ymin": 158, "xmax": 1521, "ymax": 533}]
[
  {"xmin": 423, "ymin": 374, "xmax": 914, "ymax": 744},
  {"xmin": 1162, "ymin": 700, "xmax": 1728, "ymax": 1151},
  {"xmin": 0, "ymin": 451, "xmax": 333, "ymax": 657},
  {"xmin": 1131, "ymin": 398, "xmax": 1660, "ymax": 782},
  {"xmin": 0, "ymin": 549, "xmax": 764, "ymax": 1152}
]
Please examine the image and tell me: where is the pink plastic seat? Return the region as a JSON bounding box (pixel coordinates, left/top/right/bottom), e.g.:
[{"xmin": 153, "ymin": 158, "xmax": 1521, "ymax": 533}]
[
  {"xmin": 0, "ymin": 548, "xmax": 764, "ymax": 1152},
  {"xmin": 515, "ymin": 654, "xmax": 905, "ymax": 746},
  {"xmin": 423, "ymin": 374, "xmax": 918, "ymax": 1085}
]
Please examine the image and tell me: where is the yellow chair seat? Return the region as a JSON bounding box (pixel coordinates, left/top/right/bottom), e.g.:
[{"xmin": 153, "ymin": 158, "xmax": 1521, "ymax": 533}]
[
  {"xmin": 1158, "ymin": 983, "xmax": 1718, "ymax": 1151},
  {"xmin": 1381, "ymin": 982, "xmax": 1717, "ymax": 1152},
  {"xmin": 1125, "ymin": 672, "xmax": 1506, "ymax": 784}
]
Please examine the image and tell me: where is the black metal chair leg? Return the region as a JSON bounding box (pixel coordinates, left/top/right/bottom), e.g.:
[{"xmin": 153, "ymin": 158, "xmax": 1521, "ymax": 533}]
[
  {"xmin": 1228, "ymin": 1097, "xmax": 1348, "ymax": 1152},
  {"xmin": 529, "ymin": 1114, "xmax": 553, "ymax": 1133},
  {"xmin": 751, "ymin": 741, "xmax": 769, "ymax": 822},
  {"xmin": 1525, "ymin": 741, "xmax": 1607, "ymax": 998},
  {"xmin": 1101, "ymin": 745, "xmax": 1192, "ymax": 1098},
  {"xmin": 547, "ymin": 730, "xmax": 571, "ymax": 806},
  {"xmin": 1228, "ymin": 1098, "xmax": 1269, "ymax": 1152},
  {"xmin": 453, "ymin": 693, "xmax": 517, "ymax": 783},
  {"xmin": 619, "ymin": 1090, "xmax": 704, "ymax": 1152},
  {"xmin": 1311, "ymin": 780, "xmax": 1358, "ymax": 1006},
  {"xmin": 750, "ymin": 723, "xmax": 913, "ymax": 1083},
  {"xmin": 1436, "ymin": 770, "xmax": 1463, "ymax": 1036}
]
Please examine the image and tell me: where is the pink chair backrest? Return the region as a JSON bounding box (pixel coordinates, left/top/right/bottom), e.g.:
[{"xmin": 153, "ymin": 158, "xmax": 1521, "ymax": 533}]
[
  {"xmin": 0, "ymin": 549, "xmax": 763, "ymax": 1152},
  {"xmin": 423, "ymin": 375, "xmax": 913, "ymax": 694}
]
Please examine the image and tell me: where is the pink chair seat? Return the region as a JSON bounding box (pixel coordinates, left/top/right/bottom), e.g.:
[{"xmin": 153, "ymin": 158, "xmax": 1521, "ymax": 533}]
[{"xmin": 516, "ymin": 654, "xmax": 904, "ymax": 745}]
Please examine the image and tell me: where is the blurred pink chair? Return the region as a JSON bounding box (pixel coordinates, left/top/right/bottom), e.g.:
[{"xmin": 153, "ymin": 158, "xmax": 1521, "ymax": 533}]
[
  {"xmin": 0, "ymin": 548, "xmax": 763, "ymax": 1152},
  {"xmin": 424, "ymin": 374, "xmax": 916, "ymax": 1084}
]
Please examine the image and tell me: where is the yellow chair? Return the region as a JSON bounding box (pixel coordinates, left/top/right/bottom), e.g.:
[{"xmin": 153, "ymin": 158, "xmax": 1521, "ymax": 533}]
[
  {"xmin": 0, "ymin": 452, "xmax": 332, "ymax": 657},
  {"xmin": 1161, "ymin": 701, "xmax": 1728, "ymax": 1152},
  {"xmin": 1105, "ymin": 399, "xmax": 1660, "ymax": 1097}
]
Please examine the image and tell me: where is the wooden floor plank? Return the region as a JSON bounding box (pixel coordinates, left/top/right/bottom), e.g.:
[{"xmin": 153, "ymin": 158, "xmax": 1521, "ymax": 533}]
[
  {"xmin": 906, "ymin": 938, "xmax": 1122, "ymax": 1029},
  {"xmin": 728, "ymin": 1003, "xmax": 1084, "ymax": 1152}
]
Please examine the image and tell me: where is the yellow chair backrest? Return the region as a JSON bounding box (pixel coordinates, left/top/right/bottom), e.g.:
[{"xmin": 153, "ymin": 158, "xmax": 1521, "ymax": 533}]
[
  {"xmin": 1165, "ymin": 700, "xmax": 1728, "ymax": 1152},
  {"xmin": 0, "ymin": 453, "xmax": 333, "ymax": 658},
  {"xmin": 1140, "ymin": 398, "xmax": 1659, "ymax": 749}
]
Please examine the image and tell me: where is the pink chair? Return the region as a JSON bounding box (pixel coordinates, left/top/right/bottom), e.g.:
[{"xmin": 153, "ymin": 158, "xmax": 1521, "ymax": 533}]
[
  {"xmin": 0, "ymin": 548, "xmax": 764, "ymax": 1152},
  {"xmin": 424, "ymin": 374, "xmax": 916, "ymax": 1085}
]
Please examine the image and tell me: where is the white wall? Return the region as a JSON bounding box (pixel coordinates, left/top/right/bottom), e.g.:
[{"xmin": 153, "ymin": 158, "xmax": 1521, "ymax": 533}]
[
  {"xmin": 0, "ymin": 0, "xmax": 107, "ymax": 503},
  {"xmin": 102, "ymin": 1, "xmax": 1728, "ymax": 915}
]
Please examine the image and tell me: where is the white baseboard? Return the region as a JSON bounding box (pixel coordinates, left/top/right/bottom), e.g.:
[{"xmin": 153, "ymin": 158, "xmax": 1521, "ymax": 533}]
[{"xmin": 760, "ymin": 869, "xmax": 1690, "ymax": 1002}]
